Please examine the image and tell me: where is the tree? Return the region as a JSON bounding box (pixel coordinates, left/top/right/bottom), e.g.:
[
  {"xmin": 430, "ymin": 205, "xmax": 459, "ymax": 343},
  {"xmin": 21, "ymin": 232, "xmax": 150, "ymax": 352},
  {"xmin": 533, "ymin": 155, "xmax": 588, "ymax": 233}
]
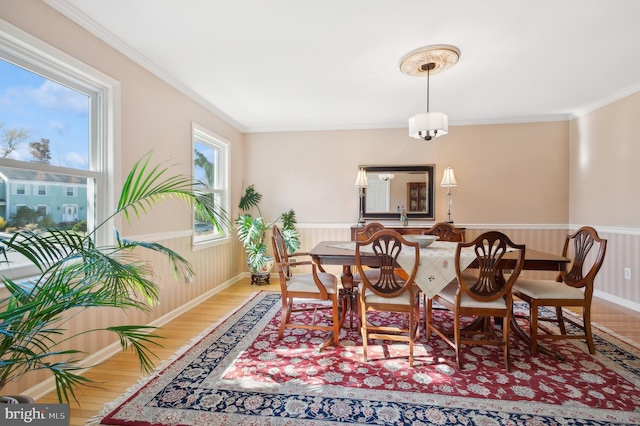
[
  {"xmin": 29, "ymin": 138, "xmax": 52, "ymax": 164},
  {"xmin": 12, "ymin": 206, "xmax": 39, "ymax": 228},
  {"xmin": 194, "ymin": 148, "xmax": 214, "ymax": 186},
  {"xmin": 0, "ymin": 123, "xmax": 29, "ymax": 159}
]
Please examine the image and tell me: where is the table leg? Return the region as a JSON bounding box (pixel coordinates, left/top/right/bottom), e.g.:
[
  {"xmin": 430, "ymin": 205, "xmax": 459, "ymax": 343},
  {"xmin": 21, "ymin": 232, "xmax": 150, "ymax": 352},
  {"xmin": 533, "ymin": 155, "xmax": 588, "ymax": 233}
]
[
  {"xmin": 338, "ymin": 265, "xmax": 358, "ymax": 329},
  {"xmin": 511, "ymin": 309, "xmax": 564, "ymax": 360}
]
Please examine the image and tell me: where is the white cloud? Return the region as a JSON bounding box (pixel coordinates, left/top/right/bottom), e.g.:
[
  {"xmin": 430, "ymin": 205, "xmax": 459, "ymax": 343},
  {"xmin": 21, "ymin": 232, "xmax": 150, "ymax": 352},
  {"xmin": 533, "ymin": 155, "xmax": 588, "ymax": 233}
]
[
  {"xmin": 27, "ymin": 81, "xmax": 88, "ymax": 112},
  {"xmin": 48, "ymin": 120, "xmax": 67, "ymax": 135},
  {"xmin": 63, "ymin": 151, "xmax": 88, "ymax": 168}
]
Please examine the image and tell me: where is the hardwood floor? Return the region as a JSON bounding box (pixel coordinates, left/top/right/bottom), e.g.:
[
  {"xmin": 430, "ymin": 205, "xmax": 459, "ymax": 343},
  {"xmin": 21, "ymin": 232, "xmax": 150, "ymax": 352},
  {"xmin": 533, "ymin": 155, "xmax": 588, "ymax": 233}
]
[{"xmin": 36, "ymin": 277, "xmax": 640, "ymax": 425}]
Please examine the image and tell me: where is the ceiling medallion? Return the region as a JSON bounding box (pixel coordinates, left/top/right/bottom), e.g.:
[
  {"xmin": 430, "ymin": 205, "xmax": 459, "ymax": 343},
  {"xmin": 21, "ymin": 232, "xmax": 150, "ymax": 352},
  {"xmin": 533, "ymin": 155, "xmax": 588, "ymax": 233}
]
[{"xmin": 399, "ymin": 44, "xmax": 461, "ymax": 77}]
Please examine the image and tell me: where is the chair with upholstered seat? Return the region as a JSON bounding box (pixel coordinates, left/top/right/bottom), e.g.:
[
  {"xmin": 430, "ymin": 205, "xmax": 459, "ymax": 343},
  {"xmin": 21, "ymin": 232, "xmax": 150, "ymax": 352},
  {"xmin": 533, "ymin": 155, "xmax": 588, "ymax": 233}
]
[
  {"xmin": 512, "ymin": 226, "xmax": 607, "ymax": 355},
  {"xmin": 271, "ymin": 225, "xmax": 343, "ymax": 347},
  {"xmin": 425, "ymin": 231, "xmax": 525, "ymax": 371},
  {"xmin": 356, "ymin": 229, "xmax": 421, "ymax": 366}
]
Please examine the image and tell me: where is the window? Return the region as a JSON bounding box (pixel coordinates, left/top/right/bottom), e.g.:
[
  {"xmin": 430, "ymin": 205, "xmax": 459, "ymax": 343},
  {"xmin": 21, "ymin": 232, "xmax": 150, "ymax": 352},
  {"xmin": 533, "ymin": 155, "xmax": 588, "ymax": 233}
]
[
  {"xmin": 13, "ymin": 204, "xmax": 26, "ymax": 216},
  {"xmin": 65, "ymin": 186, "xmax": 77, "ymax": 197},
  {"xmin": 192, "ymin": 123, "xmax": 229, "ymax": 245},
  {"xmin": 0, "ymin": 21, "xmax": 118, "ymax": 279}
]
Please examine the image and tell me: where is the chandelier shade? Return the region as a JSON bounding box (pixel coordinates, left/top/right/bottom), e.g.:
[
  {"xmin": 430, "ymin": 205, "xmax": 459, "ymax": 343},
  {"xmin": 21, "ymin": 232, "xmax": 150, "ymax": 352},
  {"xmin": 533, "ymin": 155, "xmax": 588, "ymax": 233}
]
[{"xmin": 409, "ymin": 112, "xmax": 448, "ymax": 140}]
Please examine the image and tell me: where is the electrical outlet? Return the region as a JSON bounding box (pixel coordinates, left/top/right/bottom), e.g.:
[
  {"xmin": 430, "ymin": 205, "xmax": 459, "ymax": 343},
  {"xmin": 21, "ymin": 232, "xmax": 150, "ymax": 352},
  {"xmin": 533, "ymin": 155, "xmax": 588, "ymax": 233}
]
[{"xmin": 624, "ymin": 267, "xmax": 631, "ymax": 280}]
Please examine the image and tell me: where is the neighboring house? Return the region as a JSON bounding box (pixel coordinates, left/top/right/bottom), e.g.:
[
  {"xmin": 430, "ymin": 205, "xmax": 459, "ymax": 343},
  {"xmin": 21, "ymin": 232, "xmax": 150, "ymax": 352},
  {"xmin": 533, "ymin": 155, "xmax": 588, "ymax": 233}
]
[{"xmin": 0, "ymin": 168, "xmax": 87, "ymax": 226}]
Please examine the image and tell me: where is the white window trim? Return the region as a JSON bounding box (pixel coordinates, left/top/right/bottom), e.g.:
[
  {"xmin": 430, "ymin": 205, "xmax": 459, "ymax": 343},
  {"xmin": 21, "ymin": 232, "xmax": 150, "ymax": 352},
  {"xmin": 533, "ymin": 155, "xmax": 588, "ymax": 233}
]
[
  {"xmin": 14, "ymin": 183, "xmax": 28, "ymax": 196},
  {"xmin": 0, "ymin": 19, "xmax": 121, "ymax": 279},
  {"xmin": 65, "ymin": 186, "xmax": 77, "ymax": 197},
  {"xmin": 36, "ymin": 204, "xmax": 48, "ymax": 216},
  {"xmin": 192, "ymin": 122, "xmax": 231, "ymax": 247}
]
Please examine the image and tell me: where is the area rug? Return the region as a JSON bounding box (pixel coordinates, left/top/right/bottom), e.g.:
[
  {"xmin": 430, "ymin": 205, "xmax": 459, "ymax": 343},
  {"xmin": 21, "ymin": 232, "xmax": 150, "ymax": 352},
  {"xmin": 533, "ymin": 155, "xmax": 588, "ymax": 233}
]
[{"xmin": 91, "ymin": 291, "xmax": 640, "ymax": 425}]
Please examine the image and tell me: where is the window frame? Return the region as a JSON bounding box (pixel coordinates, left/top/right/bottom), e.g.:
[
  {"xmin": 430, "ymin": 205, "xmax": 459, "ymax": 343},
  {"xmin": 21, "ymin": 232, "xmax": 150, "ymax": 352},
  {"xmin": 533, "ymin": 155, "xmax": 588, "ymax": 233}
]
[
  {"xmin": 192, "ymin": 122, "xmax": 230, "ymax": 246},
  {"xmin": 0, "ymin": 19, "xmax": 120, "ymax": 280},
  {"xmin": 36, "ymin": 204, "xmax": 48, "ymax": 217}
]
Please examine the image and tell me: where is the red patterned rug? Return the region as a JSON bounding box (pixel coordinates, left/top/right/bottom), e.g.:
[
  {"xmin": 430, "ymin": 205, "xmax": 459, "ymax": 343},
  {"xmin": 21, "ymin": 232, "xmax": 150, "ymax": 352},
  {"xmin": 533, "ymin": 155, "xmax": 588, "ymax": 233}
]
[{"xmin": 91, "ymin": 291, "xmax": 640, "ymax": 425}]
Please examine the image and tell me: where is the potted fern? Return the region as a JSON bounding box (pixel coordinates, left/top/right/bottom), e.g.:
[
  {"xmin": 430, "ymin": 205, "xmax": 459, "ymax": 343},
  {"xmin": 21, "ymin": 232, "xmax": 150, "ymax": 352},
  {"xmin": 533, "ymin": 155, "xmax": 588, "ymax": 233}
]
[
  {"xmin": 0, "ymin": 152, "xmax": 230, "ymax": 403},
  {"xmin": 236, "ymin": 185, "xmax": 299, "ymax": 283}
]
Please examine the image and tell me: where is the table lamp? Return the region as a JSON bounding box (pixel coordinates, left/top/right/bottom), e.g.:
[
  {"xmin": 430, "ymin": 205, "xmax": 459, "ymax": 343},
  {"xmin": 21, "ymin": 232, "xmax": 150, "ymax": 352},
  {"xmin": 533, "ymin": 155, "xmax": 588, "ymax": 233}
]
[
  {"xmin": 354, "ymin": 168, "xmax": 368, "ymax": 226},
  {"xmin": 440, "ymin": 166, "xmax": 457, "ymax": 224}
]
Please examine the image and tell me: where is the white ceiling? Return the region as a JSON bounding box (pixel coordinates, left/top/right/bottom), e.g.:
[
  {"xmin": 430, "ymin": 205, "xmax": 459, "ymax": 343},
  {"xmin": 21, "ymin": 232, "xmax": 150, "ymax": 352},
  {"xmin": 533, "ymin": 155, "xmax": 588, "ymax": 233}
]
[{"xmin": 46, "ymin": 0, "xmax": 640, "ymax": 133}]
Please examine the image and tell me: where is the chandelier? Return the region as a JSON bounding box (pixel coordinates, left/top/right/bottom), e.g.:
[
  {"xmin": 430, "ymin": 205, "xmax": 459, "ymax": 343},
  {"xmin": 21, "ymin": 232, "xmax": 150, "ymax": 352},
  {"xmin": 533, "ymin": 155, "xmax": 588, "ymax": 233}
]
[{"xmin": 400, "ymin": 45, "xmax": 460, "ymax": 141}]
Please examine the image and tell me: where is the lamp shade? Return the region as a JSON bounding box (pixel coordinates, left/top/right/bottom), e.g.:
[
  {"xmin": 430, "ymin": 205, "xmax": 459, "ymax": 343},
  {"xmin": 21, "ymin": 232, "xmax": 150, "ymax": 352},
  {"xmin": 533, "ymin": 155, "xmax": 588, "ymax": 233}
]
[
  {"xmin": 408, "ymin": 112, "xmax": 448, "ymax": 140},
  {"xmin": 354, "ymin": 168, "xmax": 368, "ymax": 187},
  {"xmin": 440, "ymin": 166, "xmax": 457, "ymax": 187}
]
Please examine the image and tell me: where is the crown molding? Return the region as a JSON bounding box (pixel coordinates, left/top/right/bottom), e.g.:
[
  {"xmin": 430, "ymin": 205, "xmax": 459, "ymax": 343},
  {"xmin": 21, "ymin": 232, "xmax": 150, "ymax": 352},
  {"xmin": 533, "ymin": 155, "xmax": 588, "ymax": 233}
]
[{"xmin": 43, "ymin": 0, "xmax": 245, "ymax": 132}]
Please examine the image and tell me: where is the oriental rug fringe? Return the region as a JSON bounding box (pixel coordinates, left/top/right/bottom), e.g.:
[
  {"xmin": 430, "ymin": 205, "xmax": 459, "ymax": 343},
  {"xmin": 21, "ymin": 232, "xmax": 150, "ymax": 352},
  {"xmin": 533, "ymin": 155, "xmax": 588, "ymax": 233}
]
[{"xmin": 90, "ymin": 291, "xmax": 640, "ymax": 425}]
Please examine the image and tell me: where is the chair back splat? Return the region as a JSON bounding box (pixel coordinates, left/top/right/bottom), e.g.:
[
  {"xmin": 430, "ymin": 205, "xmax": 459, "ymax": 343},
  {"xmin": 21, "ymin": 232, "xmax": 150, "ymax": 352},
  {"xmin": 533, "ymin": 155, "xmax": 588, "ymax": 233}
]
[
  {"xmin": 423, "ymin": 222, "xmax": 465, "ymax": 242},
  {"xmin": 354, "ymin": 222, "xmax": 386, "ymax": 241}
]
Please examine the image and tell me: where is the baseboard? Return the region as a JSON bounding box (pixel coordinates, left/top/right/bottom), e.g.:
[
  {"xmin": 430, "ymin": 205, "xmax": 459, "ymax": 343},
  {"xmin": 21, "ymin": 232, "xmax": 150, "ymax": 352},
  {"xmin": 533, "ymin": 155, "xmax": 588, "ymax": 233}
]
[
  {"xmin": 594, "ymin": 289, "xmax": 640, "ymax": 313},
  {"xmin": 26, "ymin": 273, "xmax": 245, "ymax": 401}
]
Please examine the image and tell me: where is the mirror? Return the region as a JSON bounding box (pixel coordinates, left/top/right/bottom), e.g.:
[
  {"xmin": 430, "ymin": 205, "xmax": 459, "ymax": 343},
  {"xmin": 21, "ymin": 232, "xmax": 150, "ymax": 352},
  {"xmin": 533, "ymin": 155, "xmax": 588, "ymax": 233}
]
[{"xmin": 360, "ymin": 165, "xmax": 435, "ymax": 220}]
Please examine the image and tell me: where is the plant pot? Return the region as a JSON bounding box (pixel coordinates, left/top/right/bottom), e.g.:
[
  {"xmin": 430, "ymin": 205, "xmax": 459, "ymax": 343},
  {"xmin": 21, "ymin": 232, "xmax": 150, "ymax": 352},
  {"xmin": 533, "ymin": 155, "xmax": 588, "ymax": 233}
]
[
  {"xmin": 1, "ymin": 395, "xmax": 35, "ymax": 403},
  {"xmin": 248, "ymin": 255, "xmax": 274, "ymax": 276}
]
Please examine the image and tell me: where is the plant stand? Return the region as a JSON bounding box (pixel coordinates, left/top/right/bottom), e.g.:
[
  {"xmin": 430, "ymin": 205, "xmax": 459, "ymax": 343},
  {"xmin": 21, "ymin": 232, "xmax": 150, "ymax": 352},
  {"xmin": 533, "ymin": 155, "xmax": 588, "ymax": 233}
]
[{"xmin": 251, "ymin": 273, "xmax": 270, "ymax": 286}]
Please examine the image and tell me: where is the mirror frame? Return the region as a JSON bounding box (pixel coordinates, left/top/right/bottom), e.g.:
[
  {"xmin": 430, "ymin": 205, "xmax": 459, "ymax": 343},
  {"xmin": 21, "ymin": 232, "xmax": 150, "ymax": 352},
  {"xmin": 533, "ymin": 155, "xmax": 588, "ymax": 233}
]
[{"xmin": 361, "ymin": 164, "xmax": 435, "ymax": 220}]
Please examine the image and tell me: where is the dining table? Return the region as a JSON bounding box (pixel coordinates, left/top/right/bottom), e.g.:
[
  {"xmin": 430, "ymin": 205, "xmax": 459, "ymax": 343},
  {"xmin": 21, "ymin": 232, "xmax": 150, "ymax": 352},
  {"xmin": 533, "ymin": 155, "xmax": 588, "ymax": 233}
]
[{"xmin": 309, "ymin": 239, "xmax": 570, "ymax": 358}]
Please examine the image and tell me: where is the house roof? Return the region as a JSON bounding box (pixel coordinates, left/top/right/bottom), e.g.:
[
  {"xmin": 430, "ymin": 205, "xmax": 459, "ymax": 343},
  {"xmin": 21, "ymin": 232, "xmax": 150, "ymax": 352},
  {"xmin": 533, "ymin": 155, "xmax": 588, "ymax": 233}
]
[
  {"xmin": 0, "ymin": 168, "xmax": 87, "ymax": 184},
  {"xmin": 47, "ymin": 0, "xmax": 640, "ymax": 133}
]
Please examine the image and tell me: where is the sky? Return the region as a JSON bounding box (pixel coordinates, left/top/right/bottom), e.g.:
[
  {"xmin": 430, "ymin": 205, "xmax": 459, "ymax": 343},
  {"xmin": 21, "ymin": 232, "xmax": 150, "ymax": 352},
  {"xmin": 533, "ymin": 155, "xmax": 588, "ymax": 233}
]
[{"xmin": 0, "ymin": 58, "xmax": 89, "ymax": 170}]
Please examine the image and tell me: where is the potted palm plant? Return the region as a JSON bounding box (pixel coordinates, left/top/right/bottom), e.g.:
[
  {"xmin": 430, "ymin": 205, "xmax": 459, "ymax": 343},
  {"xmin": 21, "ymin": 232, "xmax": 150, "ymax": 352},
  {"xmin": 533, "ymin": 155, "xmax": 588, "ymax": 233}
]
[
  {"xmin": 236, "ymin": 185, "xmax": 299, "ymax": 284},
  {"xmin": 0, "ymin": 152, "xmax": 230, "ymax": 403}
]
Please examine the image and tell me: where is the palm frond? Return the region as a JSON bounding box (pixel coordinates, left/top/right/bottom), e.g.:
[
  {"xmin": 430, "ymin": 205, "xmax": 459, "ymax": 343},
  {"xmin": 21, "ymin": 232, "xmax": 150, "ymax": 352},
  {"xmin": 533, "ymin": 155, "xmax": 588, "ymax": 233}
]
[{"xmin": 115, "ymin": 151, "xmax": 231, "ymax": 233}]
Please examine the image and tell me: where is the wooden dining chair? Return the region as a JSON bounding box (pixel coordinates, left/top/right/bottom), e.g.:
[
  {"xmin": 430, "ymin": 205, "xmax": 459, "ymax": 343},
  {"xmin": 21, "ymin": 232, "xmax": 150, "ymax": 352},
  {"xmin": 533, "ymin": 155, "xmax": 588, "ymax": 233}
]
[
  {"xmin": 512, "ymin": 226, "xmax": 607, "ymax": 355},
  {"xmin": 353, "ymin": 222, "xmax": 386, "ymax": 241},
  {"xmin": 271, "ymin": 225, "xmax": 343, "ymax": 347},
  {"xmin": 356, "ymin": 229, "xmax": 421, "ymax": 366},
  {"xmin": 423, "ymin": 222, "xmax": 465, "ymax": 242},
  {"xmin": 425, "ymin": 231, "xmax": 525, "ymax": 371}
]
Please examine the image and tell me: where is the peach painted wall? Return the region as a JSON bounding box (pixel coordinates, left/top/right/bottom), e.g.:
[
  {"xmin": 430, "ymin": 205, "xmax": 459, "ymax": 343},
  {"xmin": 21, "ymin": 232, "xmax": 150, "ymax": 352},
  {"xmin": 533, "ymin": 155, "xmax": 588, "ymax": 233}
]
[
  {"xmin": 243, "ymin": 121, "xmax": 569, "ymax": 225},
  {"xmin": 569, "ymin": 92, "xmax": 640, "ymax": 311},
  {"xmin": 569, "ymin": 93, "xmax": 640, "ymax": 228}
]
